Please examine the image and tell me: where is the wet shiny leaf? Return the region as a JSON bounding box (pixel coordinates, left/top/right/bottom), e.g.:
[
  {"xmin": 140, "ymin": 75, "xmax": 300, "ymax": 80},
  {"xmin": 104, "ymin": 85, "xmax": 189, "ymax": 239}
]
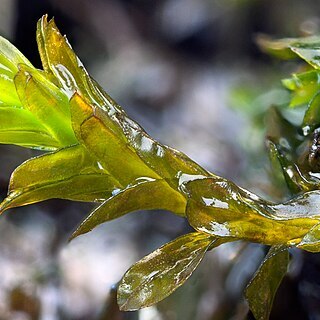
[
  {"xmin": 36, "ymin": 15, "xmax": 86, "ymax": 97},
  {"xmin": 0, "ymin": 145, "xmax": 120, "ymax": 212},
  {"xmin": 71, "ymin": 178, "xmax": 186, "ymax": 239},
  {"xmin": 37, "ymin": 15, "xmax": 120, "ymax": 113},
  {"xmin": 118, "ymin": 115, "xmax": 210, "ymax": 190},
  {"xmin": 297, "ymin": 222, "xmax": 320, "ymax": 252},
  {"xmin": 186, "ymin": 177, "xmax": 320, "ymax": 246},
  {"xmin": 117, "ymin": 232, "xmax": 217, "ymax": 311},
  {"xmin": 71, "ymin": 94, "xmax": 160, "ymax": 185},
  {"xmin": 268, "ymin": 141, "xmax": 318, "ymax": 193},
  {"xmin": 265, "ymin": 108, "xmax": 314, "ymax": 193},
  {"xmin": 245, "ymin": 246, "xmax": 289, "ymax": 320}
]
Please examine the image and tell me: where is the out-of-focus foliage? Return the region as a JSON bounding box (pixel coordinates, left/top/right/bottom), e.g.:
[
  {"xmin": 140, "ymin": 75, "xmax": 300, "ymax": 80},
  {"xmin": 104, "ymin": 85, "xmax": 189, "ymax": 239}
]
[
  {"xmin": 3, "ymin": 15, "xmax": 320, "ymax": 320},
  {"xmin": 245, "ymin": 246, "xmax": 289, "ymax": 320}
]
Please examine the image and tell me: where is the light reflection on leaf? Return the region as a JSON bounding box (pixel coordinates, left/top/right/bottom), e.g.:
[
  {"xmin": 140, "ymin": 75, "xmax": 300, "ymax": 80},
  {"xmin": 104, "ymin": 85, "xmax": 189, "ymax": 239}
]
[{"xmin": 117, "ymin": 232, "xmax": 219, "ymax": 311}]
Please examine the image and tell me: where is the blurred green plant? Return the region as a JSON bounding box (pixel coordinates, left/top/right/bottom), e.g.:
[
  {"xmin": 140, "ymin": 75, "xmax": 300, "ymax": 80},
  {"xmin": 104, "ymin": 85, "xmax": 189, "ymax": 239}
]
[{"xmin": 1, "ymin": 15, "xmax": 320, "ymax": 319}]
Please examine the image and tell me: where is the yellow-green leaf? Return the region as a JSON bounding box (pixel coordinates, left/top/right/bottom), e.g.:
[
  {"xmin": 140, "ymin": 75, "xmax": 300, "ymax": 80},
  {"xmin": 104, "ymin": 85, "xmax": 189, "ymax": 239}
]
[
  {"xmin": 0, "ymin": 145, "xmax": 120, "ymax": 212},
  {"xmin": 117, "ymin": 232, "xmax": 217, "ymax": 311},
  {"xmin": 0, "ymin": 106, "xmax": 59, "ymax": 149},
  {"xmin": 14, "ymin": 65, "xmax": 77, "ymax": 146},
  {"xmin": 0, "ymin": 36, "xmax": 33, "ymax": 73},
  {"xmin": 70, "ymin": 178, "xmax": 187, "ymax": 240},
  {"xmin": 297, "ymin": 223, "xmax": 320, "ymax": 252},
  {"xmin": 282, "ymin": 70, "xmax": 320, "ymax": 108},
  {"xmin": 70, "ymin": 94, "xmax": 160, "ymax": 185},
  {"xmin": 303, "ymin": 92, "xmax": 320, "ymax": 130},
  {"xmin": 268, "ymin": 141, "xmax": 318, "ymax": 194},
  {"xmin": 0, "ymin": 70, "xmax": 21, "ymax": 106},
  {"xmin": 245, "ymin": 246, "xmax": 289, "ymax": 320},
  {"xmin": 0, "ymin": 36, "xmax": 33, "ymax": 106},
  {"xmin": 256, "ymin": 34, "xmax": 320, "ymax": 63},
  {"xmin": 118, "ymin": 114, "xmax": 211, "ymax": 190},
  {"xmin": 186, "ymin": 177, "xmax": 320, "ymax": 246}
]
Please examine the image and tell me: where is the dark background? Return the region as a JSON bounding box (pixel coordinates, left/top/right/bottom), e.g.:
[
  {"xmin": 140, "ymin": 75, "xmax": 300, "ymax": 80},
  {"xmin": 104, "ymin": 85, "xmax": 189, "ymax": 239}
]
[{"xmin": 0, "ymin": 0, "xmax": 320, "ymax": 319}]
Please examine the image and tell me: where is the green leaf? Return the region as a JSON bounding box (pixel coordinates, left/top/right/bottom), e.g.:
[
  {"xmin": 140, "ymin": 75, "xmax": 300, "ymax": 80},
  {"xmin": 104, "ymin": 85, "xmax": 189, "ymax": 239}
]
[
  {"xmin": 186, "ymin": 177, "xmax": 320, "ymax": 246},
  {"xmin": 0, "ymin": 106, "xmax": 59, "ymax": 149},
  {"xmin": 118, "ymin": 114, "xmax": 211, "ymax": 190},
  {"xmin": 36, "ymin": 15, "xmax": 54, "ymax": 79},
  {"xmin": 297, "ymin": 222, "xmax": 320, "ymax": 252},
  {"xmin": 266, "ymin": 107, "xmax": 301, "ymax": 152},
  {"xmin": 0, "ymin": 35, "xmax": 33, "ymax": 106},
  {"xmin": 14, "ymin": 65, "xmax": 77, "ymax": 146},
  {"xmin": 303, "ymin": 91, "xmax": 320, "ymax": 130},
  {"xmin": 0, "ymin": 145, "xmax": 120, "ymax": 212},
  {"xmin": 265, "ymin": 108, "xmax": 315, "ymax": 193},
  {"xmin": 291, "ymin": 45, "xmax": 320, "ymax": 70},
  {"xmin": 35, "ymin": 16, "xmax": 86, "ymax": 97},
  {"xmin": 117, "ymin": 232, "xmax": 217, "ymax": 311},
  {"xmin": 38, "ymin": 16, "xmax": 210, "ymax": 190},
  {"xmin": 0, "ymin": 35, "xmax": 33, "ymax": 73},
  {"xmin": 256, "ymin": 34, "xmax": 320, "ymax": 64},
  {"xmin": 71, "ymin": 178, "xmax": 187, "ymax": 239},
  {"xmin": 36, "ymin": 15, "xmax": 116, "ymax": 112},
  {"xmin": 245, "ymin": 246, "xmax": 289, "ymax": 320},
  {"xmin": 267, "ymin": 141, "xmax": 318, "ymax": 193},
  {"xmin": 70, "ymin": 94, "xmax": 160, "ymax": 186},
  {"xmin": 282, "ymin": 70, "xmax": 320, "ymax": 108},
  {"xmin": 256, "ymin": 35, "xmax": 298, "ymax": 60},
  {"xmin": 0, "ymin": 69, "xmax": 21, "ymax": 106}
]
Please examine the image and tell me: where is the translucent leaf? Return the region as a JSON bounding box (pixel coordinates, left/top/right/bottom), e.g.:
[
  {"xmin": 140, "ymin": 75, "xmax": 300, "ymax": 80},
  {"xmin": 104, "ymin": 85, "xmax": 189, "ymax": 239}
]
[
  {"xmin": 291, "ymin": 45, "xmax": 320, "ymax": 70},
  {"xmin": 37, "ymin": 15, "xmax": 125, "ymax": 119},
  {"xmin": 0, "ymin": 36, "xmax": 33, "ymax": 73},
  {"xmin": 297, "ymin": 223, "xmax": 320, "ymax": 252},
  {"xmin": 69, "ymin": 94, "xmax": 160, "ymax": 186},
  {"xmin": 268, "ymin": 141, "xmax": 318, "ymax": 193},
  {"xmin": 0, "ymin": 36, "xmax": 33, "ymax": 106},
  {"xmin": 186, "ymin": 177, "xmax": 320, "ymax": 246},
  {"xmin": 282, "ymin": 70, "xmax": 320, "ymax": 108},
  {"xmin": 117, "ymin": 232, "xmax": 217, "ymax": 311},
  {"xmin": 38, "ymin": 16, "xmax": 210, "ymax": 190},
  {"xmin": 266, "ymin": 107, "xmax": 301, "ymax": 151},
  {"xmin": 35, "ymin": 16, "xmax": 86, "ymax": 97},
  {"xmin": 71, "ymin": 178, "xmax": 187, "ymax": 239},
  {"xmin": 14, "ymin": 65, "xmax": 77, "ymax": 146},
  {"xmin": 0, "ymin": 145, "xmax": 120, "ymax": 212},
  {"xmin": 37, "ymin": 14, "xmax": 210, "ymax": 185},
  {"xmin": 0, "ymin": 70, "xmax": 21, "ymax": 106},
  {"xmin": 0, "ymin": 106, "xmax": 59, "ymax": 149},
  {"xmin": 118, "ymin": 114, "xmax": 211, "ymax": 190},
  {"xmin": 245, "ymin": 246, "xmax": 289, "ymax": 320},
  {"xmin": 256, "ymin": 34, "xmax": 320, "ymax": 62},
  {"xmin": 36, "ymin": 15, "xmax": 53, "ymax": 78},
  {"xmin": 303, "ymin": 91, "xmax": 320, "ymax": 130},
  {"xmin": 70, "ymin": 93, "xmax": 127, "ymax": 148},
  {"xmin": 256, "ymin": 35, "xmax": 300, "ymax": 59},
  {"xmin": 265, "ymin": 108, "xmax": 314, "ymax": 193}
]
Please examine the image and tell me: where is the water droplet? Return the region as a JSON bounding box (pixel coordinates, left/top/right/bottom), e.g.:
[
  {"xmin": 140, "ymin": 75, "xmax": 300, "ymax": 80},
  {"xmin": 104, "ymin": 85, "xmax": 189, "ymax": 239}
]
[{"xmin": 302, "ymin": 125, "xmax": 311, "ymax": 136}]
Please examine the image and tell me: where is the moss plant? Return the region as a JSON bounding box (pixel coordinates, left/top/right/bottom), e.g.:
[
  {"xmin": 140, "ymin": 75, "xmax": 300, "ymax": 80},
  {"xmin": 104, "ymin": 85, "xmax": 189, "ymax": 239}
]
[{"xmin": 1, "ymin": 15, "xmax": 320, "ymax": 319}]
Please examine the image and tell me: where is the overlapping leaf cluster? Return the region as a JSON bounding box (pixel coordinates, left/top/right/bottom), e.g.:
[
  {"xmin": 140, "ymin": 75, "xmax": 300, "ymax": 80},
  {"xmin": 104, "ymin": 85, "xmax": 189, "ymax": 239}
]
[{"xmin": 1, "ymin": 16, "xmax": 320, "ymax": 319}]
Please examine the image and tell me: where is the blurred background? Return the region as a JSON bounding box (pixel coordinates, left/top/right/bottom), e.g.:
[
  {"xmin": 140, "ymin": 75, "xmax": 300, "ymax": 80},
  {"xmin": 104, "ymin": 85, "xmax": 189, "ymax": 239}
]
[{"xmin": 1, "ymin": 0, "xmax": 320, "ymax": 319}]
